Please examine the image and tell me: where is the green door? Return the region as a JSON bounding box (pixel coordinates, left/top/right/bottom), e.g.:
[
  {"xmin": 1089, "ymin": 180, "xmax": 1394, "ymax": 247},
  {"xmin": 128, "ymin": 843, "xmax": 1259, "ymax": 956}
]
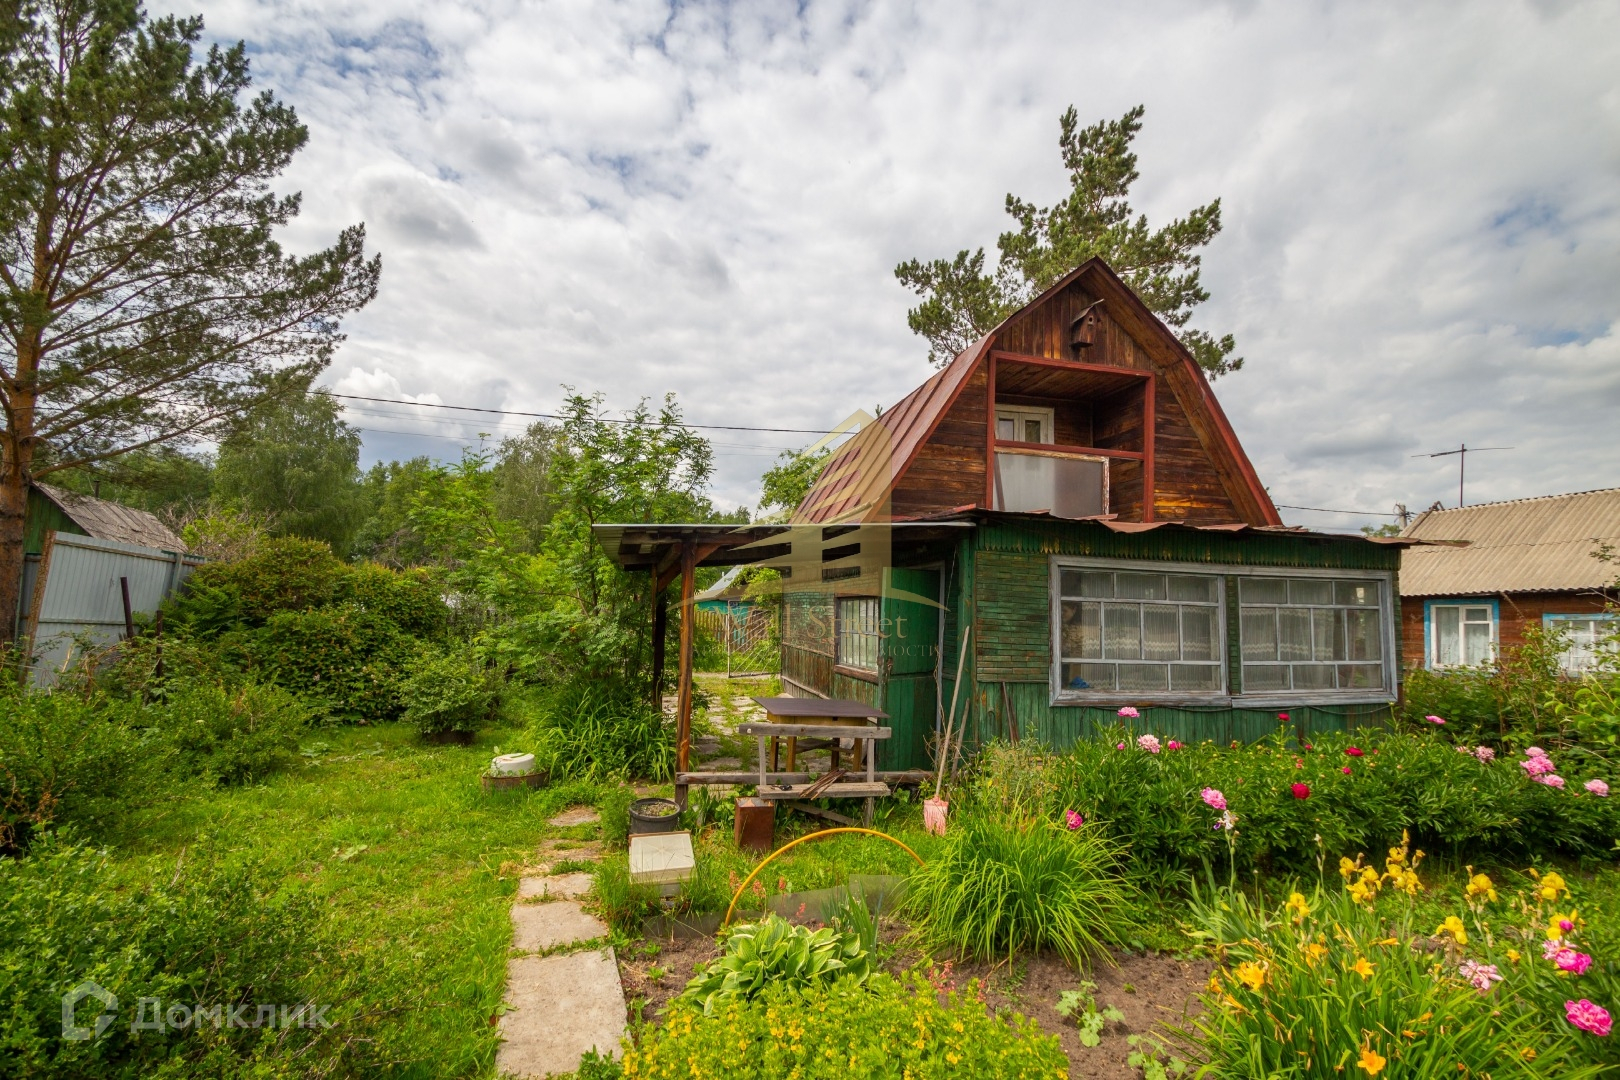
[{"xmin": 880, "ymin": 567, "xmax": 941, "ymax": 771}]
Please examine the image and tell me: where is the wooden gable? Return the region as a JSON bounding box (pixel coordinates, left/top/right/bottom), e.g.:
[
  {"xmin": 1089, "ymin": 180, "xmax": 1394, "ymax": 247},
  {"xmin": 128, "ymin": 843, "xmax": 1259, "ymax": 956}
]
[{"xmin": 799, "ymin": 258, "xmax": 1280, "ymax": 527}]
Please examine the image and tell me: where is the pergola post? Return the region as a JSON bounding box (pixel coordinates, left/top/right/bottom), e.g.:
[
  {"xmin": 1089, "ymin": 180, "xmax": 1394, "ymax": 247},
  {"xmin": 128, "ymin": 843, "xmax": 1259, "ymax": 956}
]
[
  {"xmin": 650, "ymin": 587, "xmax": 667, "ymax": 709},
  {"xmin": 674, "ymin": 538, "xmax": 697, "ymax": 809}
]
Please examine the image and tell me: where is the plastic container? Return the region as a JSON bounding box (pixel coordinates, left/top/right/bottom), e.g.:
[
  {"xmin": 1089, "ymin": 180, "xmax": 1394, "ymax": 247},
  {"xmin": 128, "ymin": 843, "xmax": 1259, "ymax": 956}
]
[
  {"xmin": 490, "ymin": 753, "xmax": 536, "ymax": 776},
  {"xmin": 629, "ymin": 797, "xmax": 681, "ymax": 834}
]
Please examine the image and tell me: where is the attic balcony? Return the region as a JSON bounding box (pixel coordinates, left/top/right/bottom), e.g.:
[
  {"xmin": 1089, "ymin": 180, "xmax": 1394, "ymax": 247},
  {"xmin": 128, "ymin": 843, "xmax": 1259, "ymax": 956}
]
[{"xmin": 987, "ymin": 351, "xmax": 1154, "ymax": 522}]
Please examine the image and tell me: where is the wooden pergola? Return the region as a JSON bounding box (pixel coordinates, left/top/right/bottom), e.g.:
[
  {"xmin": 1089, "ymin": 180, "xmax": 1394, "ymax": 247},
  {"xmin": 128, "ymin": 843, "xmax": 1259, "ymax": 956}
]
[{"xmin": 592, "ymin": 521, "xmax": 965, "ymax": 805}]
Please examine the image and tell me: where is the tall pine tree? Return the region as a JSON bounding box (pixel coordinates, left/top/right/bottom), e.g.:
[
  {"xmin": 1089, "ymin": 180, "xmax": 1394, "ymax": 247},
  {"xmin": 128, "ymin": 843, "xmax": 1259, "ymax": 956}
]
[
  {"xmin": 895, "ymin": 106, "xmax": 1239, "ymax": 376},
  {"xmin": 0, "ymin": 0, "xmax": 379, "ymax": 638}
]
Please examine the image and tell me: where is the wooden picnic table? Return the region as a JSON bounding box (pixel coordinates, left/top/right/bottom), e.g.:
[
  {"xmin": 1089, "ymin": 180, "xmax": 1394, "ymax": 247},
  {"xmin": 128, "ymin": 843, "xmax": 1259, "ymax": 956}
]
[{"xmin": 744, "ymin": 697, "xmax": 890, "ymax": 825}]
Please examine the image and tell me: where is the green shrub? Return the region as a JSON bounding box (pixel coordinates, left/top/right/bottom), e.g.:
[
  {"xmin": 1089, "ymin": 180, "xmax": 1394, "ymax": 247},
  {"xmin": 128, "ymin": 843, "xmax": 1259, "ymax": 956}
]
[
  {"xmin": 679, "ymin": 915, "xmax": 871, "ymax": 1016},
  {"xmin": 903, "ymin": 811, "xmax": 1137, "ymax": 967},
  {"xmin": 0, "ymin": 693, "xmax": 157, "ymax": 848},
  {"xmin": 248, "ymin": 604, "xmax": 415, "ymax": 722},
  {"xmin": 530, "ymin": 681, "xmax": 674, "ymax": 782},
  {"xmin": 1186, "ymin": 882, "xmax": 1599, "ymax": 1078},
  {"xmin": 0, "ymin": 835, "xmax": 326, "ymax": 1079},
  {"xmin": 597, "ymin": 785, "xmax": 633, "ymax": 846},
  {"xmin": 152, "ymin": 681, "xmax": 311, "ymax": 786},
  {"xmin": 1038, "ymin": 726, "xmax": 1620, "ymax": 877},
  {"xmin": 624, "ymin": 972, "xmax": 1068, "ymax": 1079},
  {"xmin": 399, "ymin": 647, "xmax": 495, "ymax": 736},
  {"xmin": 169, "ymin": 536, "xmax": 348, "ymax": 629},
  {"xmin": 347, "ymin": 562, "xmax": 446, "ymax": 639}
]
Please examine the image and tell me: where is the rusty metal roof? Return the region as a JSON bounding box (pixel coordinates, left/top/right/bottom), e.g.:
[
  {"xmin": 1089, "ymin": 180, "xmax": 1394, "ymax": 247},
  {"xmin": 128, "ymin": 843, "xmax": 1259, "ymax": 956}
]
[
  {"xmin": 35, "ymin": 483, "xmax": 187, "ymax": 552},
  {"xmin": 1399, "ymin": 487, "xmax": 1620, "ymax": 596}
]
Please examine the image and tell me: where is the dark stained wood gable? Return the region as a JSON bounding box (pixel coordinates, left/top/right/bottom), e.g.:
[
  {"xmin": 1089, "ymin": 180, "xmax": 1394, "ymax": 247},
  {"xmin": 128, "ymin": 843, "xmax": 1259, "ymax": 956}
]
[
  {"xmin": 1152, "ymin": 390, "xmax": 1240, "ymax": 523},
  {"xmin": 890, "ymin": 364, "xmax": 987, "ymax": 520}
]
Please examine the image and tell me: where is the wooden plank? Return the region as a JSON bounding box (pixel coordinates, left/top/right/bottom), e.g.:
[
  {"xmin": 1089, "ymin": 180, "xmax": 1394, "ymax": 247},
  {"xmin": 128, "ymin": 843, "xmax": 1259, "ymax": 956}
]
[
  {"xmin": 984, "ymin": 353, "xmax": 997, "ymax": 507},
  {"xmin": 782, "ymin": 801, "xmax": 858, "ymax": 826},
  {"xmin": 990, "ymin": 350, "xmax": 1154, "ymax": 378},
  {"xmin": 1143, "ymin": 374, "xmax": 1157, "ymax": 523},
  {"xmin": 736, "ymin": 722, "xmax": 892, "ymax": 740},
  {"xmin": 995, "ymin": 439, "xmax": 1143, "ymax": 461},
  {"xmin": 751, "ymin": 696, "xmax": 887, "ymax": 719},
  {"xmin": 754, "ymin": 782, "xmax": 891, "ymax": 800},
  {"xmin": 677, "ymin": 769, "xmax": 931, "ymax": 785}
]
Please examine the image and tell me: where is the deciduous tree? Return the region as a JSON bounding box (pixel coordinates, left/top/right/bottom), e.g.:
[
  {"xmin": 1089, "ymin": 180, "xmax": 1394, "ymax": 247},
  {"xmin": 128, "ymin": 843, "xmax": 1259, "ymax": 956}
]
[{"xmin": 0, "ymin": 1, "xmax": 379, "ymax": 637}]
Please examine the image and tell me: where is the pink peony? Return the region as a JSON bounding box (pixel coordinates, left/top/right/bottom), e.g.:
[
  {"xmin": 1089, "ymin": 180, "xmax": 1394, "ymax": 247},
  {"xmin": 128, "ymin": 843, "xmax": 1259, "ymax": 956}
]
[
  {"xmin": 1474, "ymin": 746, "xmax": 1496, "ymax": 763},
  {"xmin": 1117, "ymin": 706, "xmax": 1140, "ymax": 719},
  {"xmin": 1562, "ymin": 919, "xmax": 1577, "ymax": 933},
  {"xmin": 1528, "ymin": 746, "xmax": 1549, "ymax": 759},
  {"xmin": 1540, "ymin": 774, "xmax": 1567, "ymax": 789},
  {"xmin": 1291, "ymin": 782, "xmax": 1311, "ymax": 800},
  {"xmin": 1166, "ymin": 740, "xmax": 1184, "ymax": 750},
  {"xmin": 1064, "ymin": 809, "xmax": 1084, "ymax": 830},
  {"xmin": 1546, "ymin": 940, "xmax": 1567, "ymax": 960},
  {"xmin": 1557, "ymin": 949, "xmax": 1595, "ymax": 976},
  {"xmin": 1587, "ymin": 779, "xmax": 1610, "ymax": 798},
  {"xmin": 1302, "ymin": 743, "xmax": 1313, "ymax": 751},
  {"xmin": 1116, "ymin": 742, "xmax": 1126, "ymax": 750},
  {"xmin": 1456, "ymin": 744, "xmax": 1472, "ymax": 754},
  {"xmin": 1426, "ymin": 714, "xmax": 1446, "ymax": 725},
  {"xmin": 1216, "ymin": 809, "xmax": 1238, "ymax": 832},
  {"xmin": 1459, "ymin": 960, "xmax": 1503, "ymax": 993},
  {"xmin": 1345, "ymin": 747, "xmax": 1365, "ymax": 758},
  {"xmin": 1566, "ymin": 999, "xmax": 1613, "ymax": 1037},
  {"xmin": 1277, "ymin": 712, "xmax": 1290, "ymax": 722},
  {"xmin": 1522, "ymin": 755, "xmax": 1556, "ymax": 777},
  {"xmin": 1342, "ymin": 766, "xmax": 1353, "ymax": 775},
  {"xmin": 1201, "ymin": 788, "xmax": 1227, "ymax": 811},
  {"xmin": 1137, "ymin": 734, "xmax": 1162, "ymax": 754}
]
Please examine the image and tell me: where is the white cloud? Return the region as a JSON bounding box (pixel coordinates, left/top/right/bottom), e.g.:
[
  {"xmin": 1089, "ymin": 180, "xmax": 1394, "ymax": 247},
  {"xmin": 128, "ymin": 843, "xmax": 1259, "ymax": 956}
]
[{"xmin": 179, "ymin": 0, "xmax": 1620, "ymax": 523}]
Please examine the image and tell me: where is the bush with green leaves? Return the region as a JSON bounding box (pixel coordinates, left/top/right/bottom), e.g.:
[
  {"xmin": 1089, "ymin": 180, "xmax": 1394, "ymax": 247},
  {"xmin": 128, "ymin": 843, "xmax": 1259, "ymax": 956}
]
[
  {"xmin": 151, "ymin": 680, "xmax": 312, "ymax": 785},
  {"xmin": 398, "ymin": 647, "xmax": 495, "ymax": 736},
  {"xmin": 624, "ymin": 972, "xmax": 1068, "ymax": 1079},
  {"xmin": 678, "ymin": 914, "xmax": 871, "ymax": 1015},
  {"xmin": 1185, "ymin": 879, "xmax": 1602, "ymax": 1078},
  {"xmin": 0, "ymin": 693, "xmax": 154, "ymax": 849},
  {"xmin": 245, "ymin": 605, "xmax": 416, "ymax": 722},
  {"xmin": 529, "ymin": 680, "xmax": 674, "ymax": 782},
  {"xmin": 904, "ymin": 810, "xmax": 1138, "ymax": 967},
  {"xmin": 1029, "ymin": 726, "xmax": 1620, "ymax": 881},
  {"xmin": 0, "ymin": 835, "xmax": 326, "ymax": 1079}
]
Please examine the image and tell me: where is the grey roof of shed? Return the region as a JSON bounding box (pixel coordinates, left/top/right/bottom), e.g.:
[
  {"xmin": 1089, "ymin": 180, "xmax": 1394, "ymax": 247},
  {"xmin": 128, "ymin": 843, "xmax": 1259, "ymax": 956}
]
[
  {"xmin": 35, "ymin": 482, "xmax": 187, "ymax": 553},
  {"xmin": 1398, "ymin": 488, "xmax": 1620, "ymax": 597}
]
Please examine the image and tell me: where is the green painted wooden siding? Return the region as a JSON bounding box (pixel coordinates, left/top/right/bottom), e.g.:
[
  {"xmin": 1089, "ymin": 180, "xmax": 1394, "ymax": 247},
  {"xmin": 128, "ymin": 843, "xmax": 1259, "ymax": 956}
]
[
  {"xmin": 974, "ymin": 519, "xmax": 1402, "ymax": 571},
  {"xmin": 23, "ymin": 488, "xmax": 84, "ymax": 555},
  {"xmin": 974, "ymin": 552, "xmax": 1049, "ymax": 681},
  {"xmin": 881, "ymin": 567, "xmax": 941, "ymax": 771}
]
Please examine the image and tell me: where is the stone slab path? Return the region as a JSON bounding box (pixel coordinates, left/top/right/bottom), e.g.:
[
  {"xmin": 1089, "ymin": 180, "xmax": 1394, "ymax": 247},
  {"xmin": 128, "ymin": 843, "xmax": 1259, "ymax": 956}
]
[{"xmin": 496, "ymin": 839, "xmax": 626, "ymax": 1078}]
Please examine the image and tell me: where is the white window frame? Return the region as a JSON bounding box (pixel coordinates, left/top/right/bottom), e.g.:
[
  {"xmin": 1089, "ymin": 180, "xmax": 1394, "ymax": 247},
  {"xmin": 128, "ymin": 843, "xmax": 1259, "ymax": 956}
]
[
  {"xmin": 1426, "ymin": 601, "xmax": 1497, "ymax": 669},
  {"xmin": 835, "ymin": 595, "xmax": 881, "ymax": 674},
  {"xmin": 995, "ymin": 405, "xmax": 1054, "ymax": 445},
  {"xmin": 1235, "ymin": 572, "xmax": 1395, "ymax": 703},
  {"xmin": 1544, "ymin": 613, "xmax": 1619, "ymax": 675},
  {"xmin": 1047, "ymin": 558, "xmax": 1399, "ymax": 707}
]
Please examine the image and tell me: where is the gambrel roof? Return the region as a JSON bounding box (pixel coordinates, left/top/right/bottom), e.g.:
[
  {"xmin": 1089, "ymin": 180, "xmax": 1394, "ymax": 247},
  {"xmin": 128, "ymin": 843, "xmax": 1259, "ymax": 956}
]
[{"xmin": 798, "ymin": 258, "xmax": 1280, "ymax": 526}]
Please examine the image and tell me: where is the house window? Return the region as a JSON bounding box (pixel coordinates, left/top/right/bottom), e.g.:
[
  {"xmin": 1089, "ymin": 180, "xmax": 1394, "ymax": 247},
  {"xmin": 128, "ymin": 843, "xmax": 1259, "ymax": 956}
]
[
  {"xmin": 1428, "ymin": 602, "xmax": 1496, "ymax": 668},
  {"xmin": 836, "ymin": 596, "xmax": 880, "ymax": 672},
  {"xmin": 1056, "ymin": 567, "xmax": 1224, "ymax": 695},
  {"xmin": 1544, "ymin": 614, "xmax": 1618, "ymax": 674},
  {"xmin": 995, "ymin": 406, "xmax": 1053, "ymax": 445},
  {"xmin": 1239, "ymin": 577, "xmax": 1387, "ymax": 692}
]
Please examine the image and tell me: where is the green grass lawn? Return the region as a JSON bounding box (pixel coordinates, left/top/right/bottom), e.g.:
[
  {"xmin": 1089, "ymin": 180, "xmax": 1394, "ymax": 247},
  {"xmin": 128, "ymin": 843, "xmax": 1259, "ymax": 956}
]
[{"xmin": 98, "ymin": 721, "xmax": 583, "ymax": 1078}]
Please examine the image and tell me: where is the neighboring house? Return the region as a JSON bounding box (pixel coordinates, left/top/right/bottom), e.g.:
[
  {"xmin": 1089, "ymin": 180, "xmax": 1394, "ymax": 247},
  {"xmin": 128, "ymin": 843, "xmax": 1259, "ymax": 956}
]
[
  {"xmin": 1398, "ymin": 488, "xmax": 1620, "ymax": 674},
  {"xmin": 26, "ymin": 481, "xmax": 186, "ymax": 554},
  {"xmin": 595, "ymin": 259, "xmax": 1421, "ymax": 774}
]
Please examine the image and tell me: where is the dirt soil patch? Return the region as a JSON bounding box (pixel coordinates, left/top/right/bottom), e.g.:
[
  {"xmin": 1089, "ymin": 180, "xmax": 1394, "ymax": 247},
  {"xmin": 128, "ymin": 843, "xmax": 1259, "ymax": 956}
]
[{"xmin": 617, "ymin": 933, "xmax": 723, "ymax": 1020}]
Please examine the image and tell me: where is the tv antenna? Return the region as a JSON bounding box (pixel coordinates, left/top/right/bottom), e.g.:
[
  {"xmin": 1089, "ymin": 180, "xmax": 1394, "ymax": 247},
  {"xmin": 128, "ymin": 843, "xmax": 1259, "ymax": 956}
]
[{"xmin": 1410, "ymin": 443, "xmax": 1513, "ymax": 508}]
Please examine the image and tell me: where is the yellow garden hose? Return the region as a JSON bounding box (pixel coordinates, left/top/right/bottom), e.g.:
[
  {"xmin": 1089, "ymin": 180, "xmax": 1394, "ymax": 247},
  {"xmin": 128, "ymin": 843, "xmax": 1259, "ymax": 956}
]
[{"xmin": 721, "ymin": 827, "xmax": 925, "ymax": 927}]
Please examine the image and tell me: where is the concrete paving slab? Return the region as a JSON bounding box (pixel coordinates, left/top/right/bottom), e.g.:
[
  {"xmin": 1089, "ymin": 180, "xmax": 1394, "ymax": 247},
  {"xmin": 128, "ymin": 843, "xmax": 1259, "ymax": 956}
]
[
  {"xmin": 511, "ymin": 901, "xmax": 607, "ymax": 953},
  {"xmin": 629, "ymin": 831, "xmax": 695, "ymax": 887},
  {"xmin": 547, "ymin": 806, "xmax": 600, "ymax": 827},
  {"xmin": 496, "ymin": 948, "xmax": 626, "ymax": 1078},
  {"xmin": 518, "ymin": 872, "xmax": 594, "ymax": 901}
]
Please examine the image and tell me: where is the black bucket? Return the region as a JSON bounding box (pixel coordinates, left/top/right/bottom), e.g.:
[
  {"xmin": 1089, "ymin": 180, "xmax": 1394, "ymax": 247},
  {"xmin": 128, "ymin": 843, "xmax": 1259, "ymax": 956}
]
[{"xmin": 629, "ymin": 797, "xmax": 680, "ymax": 834}]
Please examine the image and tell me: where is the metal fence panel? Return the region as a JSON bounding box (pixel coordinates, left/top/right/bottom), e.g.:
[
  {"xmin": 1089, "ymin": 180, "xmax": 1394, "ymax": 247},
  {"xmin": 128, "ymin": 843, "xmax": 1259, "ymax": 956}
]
[{"xmin": 25, "ymin": 531, "xmax": 201, "ymax": 684}]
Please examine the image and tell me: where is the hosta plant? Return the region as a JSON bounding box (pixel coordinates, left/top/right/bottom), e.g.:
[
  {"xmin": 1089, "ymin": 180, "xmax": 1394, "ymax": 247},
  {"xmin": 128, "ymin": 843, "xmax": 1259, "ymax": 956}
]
[{"xmin": 678, "ymin": 914, "xmax": 870, "ymax": 1015}]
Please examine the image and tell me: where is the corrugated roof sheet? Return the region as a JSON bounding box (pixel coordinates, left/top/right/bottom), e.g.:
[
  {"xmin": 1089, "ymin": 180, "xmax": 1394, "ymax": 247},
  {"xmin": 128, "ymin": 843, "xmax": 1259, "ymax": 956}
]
[
  {"xmin": 34, "ymin": 483, "xmax": 187, "ymax": 552},
  {"xmin": 1399, "ymin": 487, "xmax": 1620, "ymax": 596}
]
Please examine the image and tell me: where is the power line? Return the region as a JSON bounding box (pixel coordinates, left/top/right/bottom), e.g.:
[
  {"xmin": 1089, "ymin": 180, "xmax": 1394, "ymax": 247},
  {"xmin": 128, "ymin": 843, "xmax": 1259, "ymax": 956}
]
[
  {"xmin": 317, "ymin": 390, "xmax": 841, "ymax": 436},
  {"xmin": 1276, "ymin": 503, "xmax": 1398, "ymax": 518}
]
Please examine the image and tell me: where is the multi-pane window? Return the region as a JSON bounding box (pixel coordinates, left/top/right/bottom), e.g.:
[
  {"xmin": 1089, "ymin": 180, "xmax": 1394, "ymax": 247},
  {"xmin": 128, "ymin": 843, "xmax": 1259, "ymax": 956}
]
[
  {"xmin": 1239, "ymin": 577, "xmax": 1384, "ymax": 692},
  {"xmin": 1428, "ymin": 603, "xmax": 1495, "ymax": 668},
  {"xmin": 836, "ymin": 597, "xmax": 881, "ymax": 672},
  {"xmin": 1545, "ymin": 615, "xmax": 1618, "ymax": 675},
  {"xmin": 1058, "ymin": 569, "xmax": 1223, "ymax": 694}
]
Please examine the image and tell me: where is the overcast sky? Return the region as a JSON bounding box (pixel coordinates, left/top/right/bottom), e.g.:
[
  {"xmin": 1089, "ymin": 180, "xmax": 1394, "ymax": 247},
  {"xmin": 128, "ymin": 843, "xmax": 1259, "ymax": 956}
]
[{"xmin": 190, "ymin": 0, "xmax": 1619, "ymax": 530}]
